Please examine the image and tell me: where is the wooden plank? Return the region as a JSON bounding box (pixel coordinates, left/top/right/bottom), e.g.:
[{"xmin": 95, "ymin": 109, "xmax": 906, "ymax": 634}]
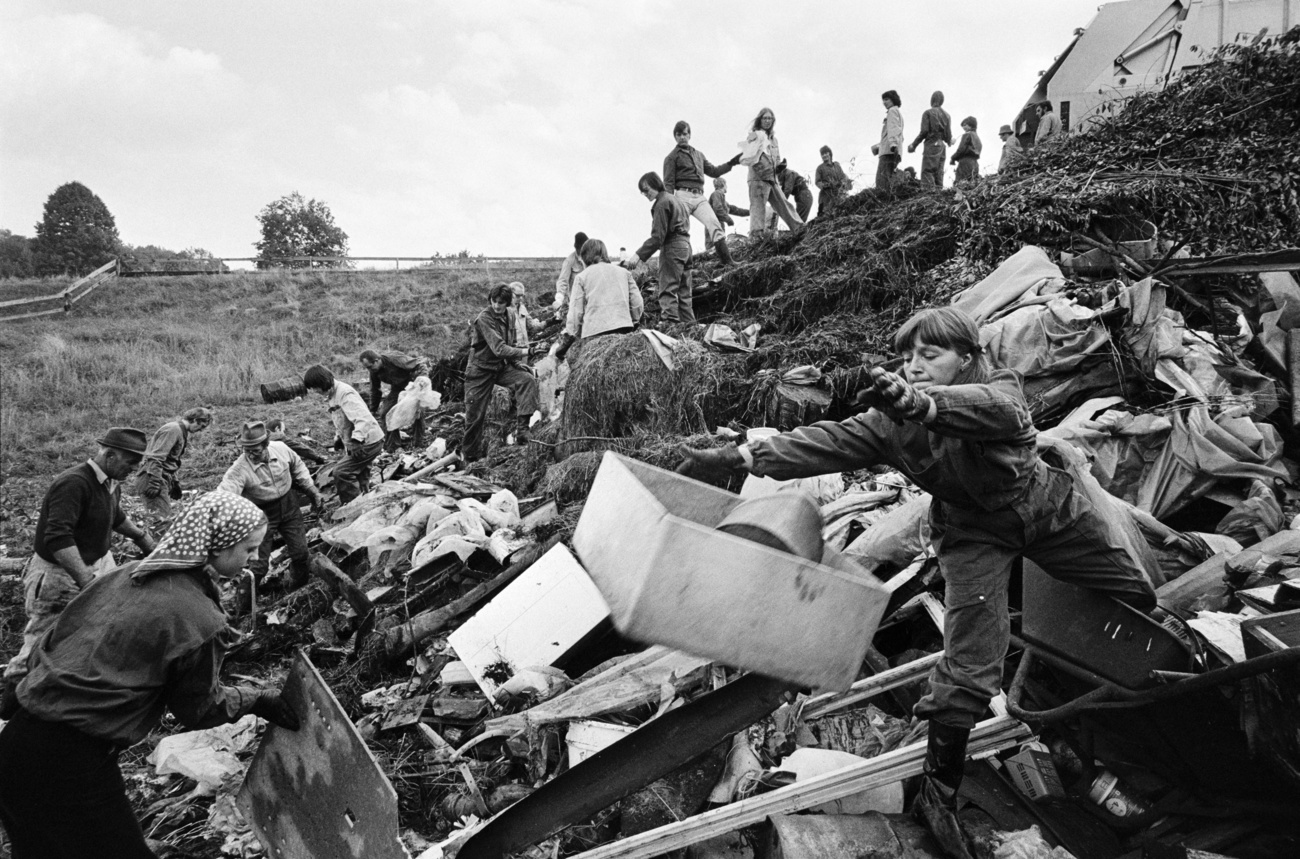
[
  {"xmin": 800, "ymin": 651, "xmax": 941, "ymax": 720},
  {"xmin": 564, "ymin": 715, "xmax": 1032, "ymax": 859},
  {"xmin": 237, "ymin": 649, "xmax": 406, "ymax": 859}
]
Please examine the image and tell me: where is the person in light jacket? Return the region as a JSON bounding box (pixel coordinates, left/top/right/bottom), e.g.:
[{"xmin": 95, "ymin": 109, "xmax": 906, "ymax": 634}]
[
  {"xmin": 997, "ymin": 124, "xmax": 1025, "ymax": 173},
  {"xmin": 738, "ymin": 107, "xmax": 804, "ymax": 238},
  {"xmin": 872, "ymin": 91, "xmax": 904, "ymax": 191},
  {"xmin": 128, "ymin": 407, "xmax": 212, "ymax": 518},
  {"xmin": 554, "ymin": 238, "xmax": 644, "ymax": 365},
  {"xmin": 553, "ymin": 231, "xmax": 588, "ymax": 311}
]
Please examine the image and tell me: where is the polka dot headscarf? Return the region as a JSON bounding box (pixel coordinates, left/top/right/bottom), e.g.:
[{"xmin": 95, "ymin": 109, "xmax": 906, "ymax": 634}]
[{"xmin": 132, "ymin": 491, "xmax": 266, "ymax": 578}]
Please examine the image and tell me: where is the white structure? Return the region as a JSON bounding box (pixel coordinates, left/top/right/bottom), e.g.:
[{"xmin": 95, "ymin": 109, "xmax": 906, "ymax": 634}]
[{"xmin": 1019, "ymin": 0, "xmax": 1297, "ymax": 140}]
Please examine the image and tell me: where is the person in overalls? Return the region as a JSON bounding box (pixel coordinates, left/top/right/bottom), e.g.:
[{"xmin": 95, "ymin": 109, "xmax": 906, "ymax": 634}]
[{"xmin": 678, "ymin": 306, "xmax": 1156, "ymax": 859}]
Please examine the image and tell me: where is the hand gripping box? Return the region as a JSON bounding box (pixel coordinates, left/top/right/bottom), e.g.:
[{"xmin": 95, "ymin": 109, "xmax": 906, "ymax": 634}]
[{"xmin": 572, "ymin": 453, "xmax": 890, "ymax": 692}]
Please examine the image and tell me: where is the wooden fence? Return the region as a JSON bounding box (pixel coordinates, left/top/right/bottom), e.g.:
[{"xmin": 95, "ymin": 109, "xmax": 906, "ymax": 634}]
[{"xmin": 0, "ymin": 259, "xmax": 119, "ymax": 322}]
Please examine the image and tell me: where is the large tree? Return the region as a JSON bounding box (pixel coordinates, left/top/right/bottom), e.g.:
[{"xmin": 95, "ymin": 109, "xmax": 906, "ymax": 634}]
[
  {"xmin": 254, "ymin": 192, "xmax": 349, "ymax": 269},
  {"xmin": 31, "ymin": 181, "xmax": 122, "ymax": 276},
  {"xmin": 0, "ymin": 229, "xmax": 35, "ymax": 279}
]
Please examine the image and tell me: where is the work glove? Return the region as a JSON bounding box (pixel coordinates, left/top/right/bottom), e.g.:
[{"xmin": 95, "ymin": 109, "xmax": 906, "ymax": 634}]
[
  {"xmin": 169, "ymin": 478, "xmax": 183, "ymax": 500},
  {"xmin": 310, "ymin": 493, "xmax": 328, "ymax": 519},
  {"xmin": 250, "ymin": 690, "xmax": 301, "ymax": 731},
  {"xmin": 869, "ymin": 367, "xmax": 934, "ymax": 423},
  {"xmin": 554, "ymin": 333, "xmax": 576, "ymax": 362},
  {"xmin": 676, "ymin": 443, "xmax": 746, "ymax": 482},
  {"xmin": 142, "ymin": 473, "xmax": 166, "ymax": 499},
  {"xmin": 728, "ymin": 152, "xmax": 743, "ymax": 167},
  {"xmin": 332, "ymin": 437, "xmax": 345, "ymax": 452}
]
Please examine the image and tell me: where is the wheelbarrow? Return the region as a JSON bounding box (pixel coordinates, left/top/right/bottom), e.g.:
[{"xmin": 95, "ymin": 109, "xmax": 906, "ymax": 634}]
[{"xmin": 1006, "ymin": 561, "xmax": 1300, "ymax": 724}]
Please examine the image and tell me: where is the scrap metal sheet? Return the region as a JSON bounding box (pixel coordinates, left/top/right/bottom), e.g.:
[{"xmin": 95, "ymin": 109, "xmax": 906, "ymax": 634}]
[{"xmin": 238, "ymin": 649, "xmax": 407, "ymax": 859}]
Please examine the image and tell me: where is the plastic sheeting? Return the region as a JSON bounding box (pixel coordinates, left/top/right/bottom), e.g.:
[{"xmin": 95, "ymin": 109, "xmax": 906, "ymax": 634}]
[
  {"xmin": 950, "ymin": 245, "xmax": 1068, "ymax": 324},
  {"xmin": 386, "ymin": 375, "xmax": 442, "ymax": 431}
]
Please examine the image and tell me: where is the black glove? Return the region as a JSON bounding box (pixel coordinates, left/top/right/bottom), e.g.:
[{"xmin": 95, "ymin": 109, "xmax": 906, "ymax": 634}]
[
  {"xmin": 869, "ymin": 367, "xmax": 934, "ymax": 423},
  {"xmin": 142, "ymin": 473, "xmax": 165, "ymax": 499},
  {"xmin": 676, "ymin": 443, "xmax": 746, "ymax": 481},
  {"xmin": 728, "ymin": 152, "xmax": 743, "ymax": 167},
  {"xmin": 250, "ymin": 690, "xmax": 300, "ymax": 731},
  {"xmin": 169, "ymin": 478, "xmax": 183, "ymax": 500},
  {"xmin": 554, "ymin": 333, "xmax": 576, "ymax": 362}
]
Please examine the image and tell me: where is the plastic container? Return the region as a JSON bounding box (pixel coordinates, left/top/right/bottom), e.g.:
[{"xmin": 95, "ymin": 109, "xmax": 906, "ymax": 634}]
[
  {"xmin": 1087, "ymin": 770, "xmax": 1151, "ymax": 819},
  {"xmin": 260, "ymin": 376, "xmax": 307, "ymax": 404},
  {"xmin": 566, "ymin": 720, "xmax": 637, "ymax": 766}
]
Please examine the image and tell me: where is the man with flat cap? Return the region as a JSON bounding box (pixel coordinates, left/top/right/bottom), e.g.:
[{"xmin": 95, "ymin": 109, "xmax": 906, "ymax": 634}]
[
  {"xmin": 3, "ymin": 427, "xmax": 157, "ymax": 713},
  {"xmin": 218, "ymin": 420, "xmax": 325, "ymax": 607}
]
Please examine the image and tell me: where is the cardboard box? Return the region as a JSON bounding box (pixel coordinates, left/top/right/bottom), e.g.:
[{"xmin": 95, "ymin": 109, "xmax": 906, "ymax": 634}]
[
  {"xmin": 572, "ymin": 453, "xmax": 890, "ymax": 692},
  {"xmin": 1004, "ymin": 743, "xmax": 1066, "ymax": 801}
]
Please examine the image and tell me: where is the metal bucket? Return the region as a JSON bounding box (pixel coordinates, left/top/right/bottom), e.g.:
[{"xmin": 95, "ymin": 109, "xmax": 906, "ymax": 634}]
[{"xmin": 260, "ymin": 376, "xmax": 307, "ymax": 404}]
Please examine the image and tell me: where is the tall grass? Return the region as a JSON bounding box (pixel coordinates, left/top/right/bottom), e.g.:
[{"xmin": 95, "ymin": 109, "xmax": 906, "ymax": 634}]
[{"xmin": 0, "ymin": 263, "xmax": 557, "ymax": 500}]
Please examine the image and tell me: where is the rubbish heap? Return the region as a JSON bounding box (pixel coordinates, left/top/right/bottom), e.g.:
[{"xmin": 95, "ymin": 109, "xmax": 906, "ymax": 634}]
[{"xmin": 5, "ymin": 29, "xmax": 1300, "ymax": 859}]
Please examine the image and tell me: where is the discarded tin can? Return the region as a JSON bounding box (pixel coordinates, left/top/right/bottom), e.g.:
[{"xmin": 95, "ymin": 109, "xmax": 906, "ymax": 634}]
[{"xmin": 1087, "ymin": 770, "xmax": 1151, "ymax": 819}]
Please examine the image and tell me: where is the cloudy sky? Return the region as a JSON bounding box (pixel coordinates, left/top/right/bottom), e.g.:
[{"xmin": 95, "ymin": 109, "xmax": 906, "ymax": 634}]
[{"xmin": 1, "ymin": 0, "xmax": 1101, "ymax": 263}]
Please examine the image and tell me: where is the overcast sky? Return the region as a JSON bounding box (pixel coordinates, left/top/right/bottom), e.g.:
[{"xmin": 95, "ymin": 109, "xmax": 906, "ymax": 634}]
[{"xmin": 1, "ymin": 0, "xmax": 1102, "ymax": 263}]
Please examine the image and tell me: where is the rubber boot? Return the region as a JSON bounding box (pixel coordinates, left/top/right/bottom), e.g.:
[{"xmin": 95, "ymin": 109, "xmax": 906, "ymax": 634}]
[
  {"xmin": 383, "ymin": 430, "xmax": 401, "ymax": 453},
  {"xmin": 714, "ymin": 238, "xmax": 735, "ymax": 268},
  {"xmin": 287, "ymin": 556, "xmax": 312, "ymax": 591},
  {"xmin": 913, "ymin": 720, "xmax": 975, "ymax": 859},
  {"xmin": 513, "ymin": 414, "xmax": 531, "ymax": 446}
]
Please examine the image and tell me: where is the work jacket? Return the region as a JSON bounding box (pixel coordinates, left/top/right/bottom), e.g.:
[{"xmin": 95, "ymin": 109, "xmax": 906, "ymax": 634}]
[
  {"xmin": 663, "ymin": 145, "xmax": 734, "ymax": 193},
  {"xmin": 139, "ymin": 421, "xmax": 189, "ymax": 482},
  {"xmin": 879, "ymin": 108, "xmax": 904, "ymax": 156},
  {"xmin": 368, "ymin": 351, "xmax": 431, "ymax": 411},
  {"xmin": 636, "ymin": 192, "xmax": 692, "ymax": 262},
  {"xmin": 468, "ymin": 307, "xmax": 527, "ymax": 375},
  {"xmin": 748, "ymin": 370, "xmax": 1040, "ymax": 516}
]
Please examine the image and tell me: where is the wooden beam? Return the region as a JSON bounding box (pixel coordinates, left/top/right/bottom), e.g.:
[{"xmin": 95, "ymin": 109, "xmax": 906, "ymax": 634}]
[
  {"xmin": 800, "ymin": 651, "xmax": 942, "ymax": 720},
  {"xmin": 564, "ymin": 715, "xmax": 1032, "ymax": 859}
]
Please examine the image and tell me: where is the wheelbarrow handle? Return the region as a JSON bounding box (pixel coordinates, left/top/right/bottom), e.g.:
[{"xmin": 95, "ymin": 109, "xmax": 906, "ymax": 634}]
[{"xmin": 1006, "ymin": 642, "xmax": 1300, "ymax": 724}]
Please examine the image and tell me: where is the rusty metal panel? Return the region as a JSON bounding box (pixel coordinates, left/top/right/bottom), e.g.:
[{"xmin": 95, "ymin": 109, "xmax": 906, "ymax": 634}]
[{"xmin": 238, "ymin": 649, "xmax": 407, "ymax": 859}]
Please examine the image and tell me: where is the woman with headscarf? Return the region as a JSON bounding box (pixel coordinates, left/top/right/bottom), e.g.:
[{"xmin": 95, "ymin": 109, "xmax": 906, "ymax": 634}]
[
  {"xmin": 0, "ymin": 491, "xmax": 300, "ymax": 858},
  {"xmin": 738, "ymin": 107, "xmax": 804, "ymax": 238},
  {"xmin": 129, "ymin": 406, "xmax": 213, "ymax": 518}
]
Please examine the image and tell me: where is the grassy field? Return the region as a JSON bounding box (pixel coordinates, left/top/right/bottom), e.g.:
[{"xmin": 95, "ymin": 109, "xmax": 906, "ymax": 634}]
[{"xmin": 0, "ymin": 261, "xmax": 559, "ymax": 556}]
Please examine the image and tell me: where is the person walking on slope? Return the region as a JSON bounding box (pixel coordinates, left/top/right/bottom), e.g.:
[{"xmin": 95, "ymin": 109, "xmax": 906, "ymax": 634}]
[
  {"xmin": 951, "ymin": 116, "xmax": 982, "ymax": 184},
  {"xmin": 872, "ymin": 91, "xmax": 905, "ymax": 191},
  {"xmin": 677, "ymin": 306, "xmax": 1156, "ymax": 859},
  {"xmin": 0, "ymin": 492, "xmax": 300, "ymax": 859},
  {"xmin": 663, "ymin": 121, "xmax": 743, "ymax": 267},
  {"xmin": 302, "ymin": 364, "xmax": 384, "ymax": 504},
  {"xmin": 908, "ymin": 90, "xmax": 954, "ymax": 188},
  {"xmin": 553, "ymin": 231, "xmax": 588, "ymax": 312},
  {"xmin": 738, "ymin": 107, "xmax": 804, "ymax": 238},
  {"xmin": 814, "ymin": 145, "xmax": 850, "ymax": 217},
  {"xmin": 217, "ymin": 420, "xmax": 326, "ymax": 605},
  {"xmin": 709, "ymin": 177, "xmax": 749, "ymax": 231},
  {"xmin": 462, "ymin": 283, "xmax": 541, "ymax": 462},
  {"xmin": 997, "ymin": 124, "xmax": 1025, "ymax": 173},
  {"xmin": 554, "ymin": 238, "xmax": 644, "ymax": 365},
  {"xmin": 633, "ymin": 171, "xmax": 696, "ymax": 326},
  {"xmin": 129, "ymin": 407, "xmax": 213, "ymax": 519},
  {"xmin": 1034, "ymin": 101, "xmax": 1061, "ymax": 147}
]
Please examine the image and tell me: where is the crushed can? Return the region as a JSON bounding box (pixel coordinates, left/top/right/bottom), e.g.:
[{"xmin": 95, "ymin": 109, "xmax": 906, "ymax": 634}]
[{"xmin": 1087, "ymin": 770, "xmax": 1151, "ymax": 819}]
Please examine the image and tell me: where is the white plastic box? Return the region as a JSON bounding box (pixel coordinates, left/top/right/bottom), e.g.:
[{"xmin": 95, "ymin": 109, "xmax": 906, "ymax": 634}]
[{"xmin": 572, "ymin": 453, "xmax": 890, "ymax": 692}]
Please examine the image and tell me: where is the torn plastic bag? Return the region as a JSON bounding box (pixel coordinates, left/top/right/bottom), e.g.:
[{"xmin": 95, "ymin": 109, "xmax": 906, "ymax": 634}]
[
  {"xmin": 387, "ymin": 375, "xmax": 442, "ymax": 432},
  {"xmin": 411, "ymin": 510, "xmax": 489, "ymax": 568},
  {"xmin": 322, "ymin": 497, "xmax": 414, "ymax": 553},
  {"xmin": 149, "ymin": 715, "xmax": 259, "ymax": 795},
  {"xmin": 1216, "ymin": 479, "xmax": 1284, "ymax": 547},
  {"xmin": 844, "ymin": 493, "xmax": 933, "ymax": 574},
  {"xmin": 702, "ymin": 322, "xmax": 761, "ymax": 353}
]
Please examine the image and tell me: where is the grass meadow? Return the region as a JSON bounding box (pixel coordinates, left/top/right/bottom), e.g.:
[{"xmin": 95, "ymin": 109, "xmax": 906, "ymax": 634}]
[{"xmin": 0, "ymin": 261, "xmax": 558, "ymax": 554}]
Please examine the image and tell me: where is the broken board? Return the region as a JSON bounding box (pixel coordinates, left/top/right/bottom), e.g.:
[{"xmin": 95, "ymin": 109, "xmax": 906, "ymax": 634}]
[{"xmin": 238, "ymin": 649, "xmax": 407, "ymax": 859}]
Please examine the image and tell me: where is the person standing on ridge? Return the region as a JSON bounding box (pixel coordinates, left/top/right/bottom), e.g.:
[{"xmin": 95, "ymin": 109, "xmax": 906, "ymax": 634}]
[
  {"xmin": 872, "ymin": 91, "xmax": 904, "ymax": 191},
  {"xmin": 633, "ymin": 171, "xmax": 696, "ymax": 326},
  {"xmin": 738, "ymin": 107, "xmax": 803, "ymax": 238},
  {"xmin": 997, "ymin": 124, "xmax": 1024, "ymax": 173},
  {"xmin": 1034, "ymin": 101, "xmax": 1062, "ymax": 148},
  {"xmin": 951, "ymin": 116, "xmax": 982, "ymax": 184},
  {"xmin": 814, "ymin": 145, "xmax": 850, "ymax": 217},
  {"xmin": 908, "ymin": 90, "xmax": 954, "ymax": 188},
  {"xmin": 663, "ymin": 120, "xmax": 743, "ymax": 267},
  {"xmin": 709, "ymin": 177, "xmax": 749, "ymax": 232}
]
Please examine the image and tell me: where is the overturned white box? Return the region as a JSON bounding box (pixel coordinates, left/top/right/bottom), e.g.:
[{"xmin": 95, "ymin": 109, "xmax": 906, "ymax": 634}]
[
  {"xmin": 449, "ymin": 544, "xmax": 611, "ymax": 699},
  {"xmin": 573, "ymin": 453, "xmax": 890, "ymax": 692}
]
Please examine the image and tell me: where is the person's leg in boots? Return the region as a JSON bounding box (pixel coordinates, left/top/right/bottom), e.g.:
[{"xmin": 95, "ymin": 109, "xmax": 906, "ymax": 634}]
[
  {"xmin": 497, "ymin": 365, "xmax": 540, "ymax": 445},
  {"xmin": 765, "ymin": 183, "xmax": 803, "ymax": 231},
  {"xmin": 658, "ymin": 237, "xmax": 693, "ymax": 326},
  {"xmin": 334, "ymin": 439, "xmax": 382, "ymax": 504},
  {"xmin": 461, "ymin": 368, "xmax": 498, "ymax": 462},
  {"xmin": 876, "ymin": 153, "xmax": 899, "ymax": 191},
  {"xmin": 911, "ymin": 528, "xmax": 1017, "ymax": 859},
  {"xmin": 746, "ymin": 178, "xmax": 769, "ymax": 238},
  {"xmin": 276, "ymin": 491, "xmax": 312, "ymax": 589}
]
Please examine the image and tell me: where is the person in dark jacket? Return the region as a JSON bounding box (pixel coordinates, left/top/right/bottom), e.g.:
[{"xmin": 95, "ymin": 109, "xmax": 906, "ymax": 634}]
[
  {"xmin": 266, "ymin": 417, "xmax": 326, "ymax": 465},
  {"xmin": 951, "ymin": 116, "xmax": 982, "ymax": 183},
  {"xmin": 128, "ymin": 407, "xmax": 213, "ymax": 518},
  {"xmin": 709, "ymin": 177, "xmax": 749, "ymax": 229},
  {"xmin": 360, "ymin": 348, "xmax": 431, "ymax": 450},
  {"xmin": 677, "ymin": 307, "xmax": 1155, "ymax": 859},
  {"xmin": 3, "ymin": 428, "xmax": 157, "ymax": 710},
  {"xmin": 0, "ymin": 491, "xmax": 299, "ymax": 859},
  {"xmin": 814, "ymin": 146, "xmax": 850, "ymax": 217},
  {"xmin": 776, "ymin": 160, "xmax": 814, "ymax": 222},
  {"xmin": 634, "ymin": 171, "xmax": 696, "ymax": 326},
  {"xmin": 907, "ymin": 90, "xmax": 954, "ymax": 188},
  {"xmin": 663, "ymin": 120, "xmax": 742, "ymax": 267},
  {"xmin": 462, "ymin": 283, "xmax": 541, "ymax": 462}
]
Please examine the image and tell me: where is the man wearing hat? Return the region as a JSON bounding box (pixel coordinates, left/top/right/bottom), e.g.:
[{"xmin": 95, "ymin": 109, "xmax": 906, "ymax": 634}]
[
  {"xmin": 218, "ymin": 420, "xmax": 325, "ymax": 601},
  {"xmin": 3, "ymin": 428, "xmax": 157, "ymax": 707},
  {"xmin": 997, "ymin": 124, "xmax": 1025, "ymax": 173}
]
